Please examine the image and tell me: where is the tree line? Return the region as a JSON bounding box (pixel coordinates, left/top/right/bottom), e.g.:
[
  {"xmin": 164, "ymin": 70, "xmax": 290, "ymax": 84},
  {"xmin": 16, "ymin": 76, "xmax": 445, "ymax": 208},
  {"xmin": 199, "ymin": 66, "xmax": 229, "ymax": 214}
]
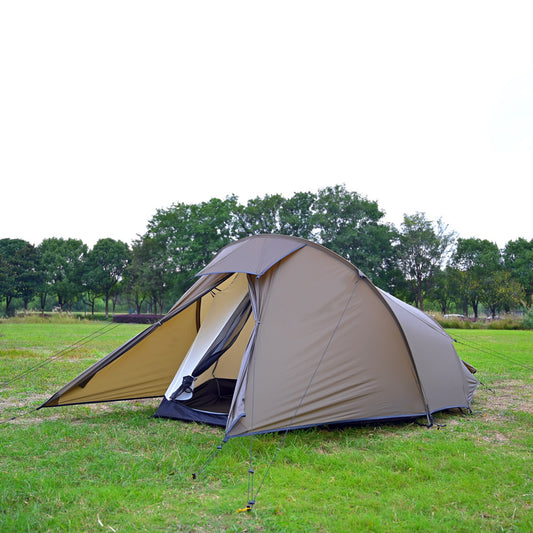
[{"xmin": 1, "ymin": 185, "xmax": 531, "ymax": 318}]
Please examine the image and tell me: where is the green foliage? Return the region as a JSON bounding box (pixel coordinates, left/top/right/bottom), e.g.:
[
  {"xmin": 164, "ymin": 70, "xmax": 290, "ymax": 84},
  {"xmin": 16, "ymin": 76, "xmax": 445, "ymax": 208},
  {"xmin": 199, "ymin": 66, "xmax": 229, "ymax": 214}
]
[
  {"xmin": 278, "ymin": 191, "xmax": 317, "ymax": 239},
  {"xmin": 312, "ymin": 184, "xmax": 397, "ymax": 287},
  {"xmin": 142, "ymin": 186, "xmax": 398, "ymax": 293},
  {"xmin": 451, "ymin": 238, "xmax": 502, "ymax": 319},
  {"xmin": 434, "ymin": 315, "xmax": 480, "ymax": 329},
  {"xmin": 145, "ymin": 196, "xmax": 239, "ymax": 300},
  {"xmin": 396, "ymin": 213, "xmax": 456, "ymax": 310},
  {"xmin": 503, "ymin": 238, "xmax": 533, "ymax": 308},
  {"xmin": 39, "ymin": 238, "xmax": 88, "ymax": 313},
  {"xmin": 0, "ymin": 239, "xmax": 42, "ymax": 316},
  {"xmin": 125, "ymin": 236, "xmax": 170, "ymax": 314},
  {"xmin": 83, "ymin": 238, "xmax": 130, "ymax": 318},
  {"xmin": 1, "ymin": 187, "xmax": 531, "ymax": 318},
  {"xmin": 481, "ymin": 270, "xmax": 525, "ymax": 318},
  {"xmin": 486, "ymin": 316, "xmax": 524, "ymax": 330},
  {"xmin": 234, "ymin": 193, "xmax": 285, "ymax": 237},
  {"xmin": 522, "ymin": 310, "xmax": 533, "ymax": 330},
  {"xmin": 0, "ymin": 325, "xmax": 531, "ymax": 531},
  {"xmin": 0, "ymin": 313, "xmax": 85, "ymax": 325}
]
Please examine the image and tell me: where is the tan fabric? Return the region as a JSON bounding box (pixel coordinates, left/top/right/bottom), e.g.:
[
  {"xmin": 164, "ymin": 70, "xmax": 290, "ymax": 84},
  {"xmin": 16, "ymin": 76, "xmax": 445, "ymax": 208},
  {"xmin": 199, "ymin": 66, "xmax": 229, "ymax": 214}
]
[
  {"xmin": 48, "ymin": 305, "xmax": 198, "ymax": 405},
  {"xmin": 379, "ymin": 290, "xmax": 479, "ymax": 411}
]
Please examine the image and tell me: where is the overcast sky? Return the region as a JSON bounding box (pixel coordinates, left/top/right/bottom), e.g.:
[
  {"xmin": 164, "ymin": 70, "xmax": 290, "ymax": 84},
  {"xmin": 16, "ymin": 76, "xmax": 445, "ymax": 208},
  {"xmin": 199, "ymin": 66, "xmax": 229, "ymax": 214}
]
[{"xmin": 1, "ymin": 1, "xmax": 532, "ymax": 249}]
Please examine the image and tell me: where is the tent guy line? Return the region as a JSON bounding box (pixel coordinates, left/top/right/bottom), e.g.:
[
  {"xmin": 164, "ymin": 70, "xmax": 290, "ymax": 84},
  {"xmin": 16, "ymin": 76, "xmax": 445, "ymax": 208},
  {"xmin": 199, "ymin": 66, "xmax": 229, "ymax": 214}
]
[{"xmin": 0, "ymin": 321, "xmax": 121, "ymax": 391}]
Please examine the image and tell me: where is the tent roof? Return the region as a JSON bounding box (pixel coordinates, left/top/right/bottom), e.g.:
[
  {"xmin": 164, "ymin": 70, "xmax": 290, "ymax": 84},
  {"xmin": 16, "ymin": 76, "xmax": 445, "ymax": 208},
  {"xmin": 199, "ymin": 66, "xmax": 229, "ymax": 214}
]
[{"xmin": 198, "ymin": 234, "xmax": 360, "ymax": 277}]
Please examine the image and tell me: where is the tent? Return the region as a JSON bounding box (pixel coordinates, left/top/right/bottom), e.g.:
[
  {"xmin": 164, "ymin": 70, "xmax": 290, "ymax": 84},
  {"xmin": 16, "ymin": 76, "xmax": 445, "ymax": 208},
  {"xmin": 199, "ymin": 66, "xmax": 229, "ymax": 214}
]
[{"xmin": 41, "ymin": 234, "xmax": 478, "ymax": 439}]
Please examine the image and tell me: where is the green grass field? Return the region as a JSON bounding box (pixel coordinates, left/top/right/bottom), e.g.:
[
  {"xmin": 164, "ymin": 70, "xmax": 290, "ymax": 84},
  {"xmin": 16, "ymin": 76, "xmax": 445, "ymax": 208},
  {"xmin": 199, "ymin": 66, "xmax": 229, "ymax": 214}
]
[{"xmin": 0, "ymin": 320, "xmax": 531, "ymax": 532}]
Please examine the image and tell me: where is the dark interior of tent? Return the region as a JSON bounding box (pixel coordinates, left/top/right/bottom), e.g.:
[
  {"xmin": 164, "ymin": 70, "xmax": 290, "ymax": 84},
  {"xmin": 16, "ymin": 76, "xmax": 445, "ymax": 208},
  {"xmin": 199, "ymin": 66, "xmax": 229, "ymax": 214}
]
[{"xmin": 155, "ymin": 379, "xmax": 237, "ymax": 426}]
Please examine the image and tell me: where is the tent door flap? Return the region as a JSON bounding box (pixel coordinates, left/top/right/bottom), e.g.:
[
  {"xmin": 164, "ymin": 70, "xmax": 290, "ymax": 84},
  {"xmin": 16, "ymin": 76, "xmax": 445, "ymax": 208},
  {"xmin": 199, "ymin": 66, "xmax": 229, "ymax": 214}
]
[{"xmin": 166, "ymin": 289, "xmax": 251, "ymax": 402}]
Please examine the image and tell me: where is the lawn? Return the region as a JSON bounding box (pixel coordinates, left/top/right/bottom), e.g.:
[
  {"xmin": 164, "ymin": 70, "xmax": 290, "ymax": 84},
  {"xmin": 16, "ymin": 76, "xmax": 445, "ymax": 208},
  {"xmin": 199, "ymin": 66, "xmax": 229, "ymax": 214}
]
[{"xmin": 0, "ymin": 320, "xmax": 531, "ymax": 532}]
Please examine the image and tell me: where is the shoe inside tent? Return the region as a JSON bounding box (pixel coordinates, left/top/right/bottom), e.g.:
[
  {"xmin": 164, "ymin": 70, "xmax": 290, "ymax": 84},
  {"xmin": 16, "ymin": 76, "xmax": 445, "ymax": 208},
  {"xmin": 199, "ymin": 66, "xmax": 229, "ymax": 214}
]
[{"xmin": 41, "ymin": 235, "xmax": 478, "ymax": 439}]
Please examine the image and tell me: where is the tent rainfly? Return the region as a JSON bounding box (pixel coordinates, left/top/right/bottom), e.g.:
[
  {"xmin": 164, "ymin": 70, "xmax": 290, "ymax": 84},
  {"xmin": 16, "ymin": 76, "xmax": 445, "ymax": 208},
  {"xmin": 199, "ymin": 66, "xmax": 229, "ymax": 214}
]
[{"xmin": 41, "ymin": 234, "xmax": 478, "ymax": 438}]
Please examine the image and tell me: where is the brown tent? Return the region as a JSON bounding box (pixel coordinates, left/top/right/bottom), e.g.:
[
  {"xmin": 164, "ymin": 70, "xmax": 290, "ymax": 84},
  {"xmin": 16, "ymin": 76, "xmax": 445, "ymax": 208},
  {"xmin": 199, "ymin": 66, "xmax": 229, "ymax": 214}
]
[{"xmin": 41, "ymin": 234, "xmax": 478, "ymax": 438}]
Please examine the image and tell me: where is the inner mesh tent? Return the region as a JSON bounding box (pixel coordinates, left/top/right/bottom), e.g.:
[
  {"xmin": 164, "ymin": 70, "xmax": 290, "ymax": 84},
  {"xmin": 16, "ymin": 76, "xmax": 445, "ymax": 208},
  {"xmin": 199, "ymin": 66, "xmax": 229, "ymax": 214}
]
[{"xmin": 41, "ymin": 235, "xmax": 478, "ymax": 439}]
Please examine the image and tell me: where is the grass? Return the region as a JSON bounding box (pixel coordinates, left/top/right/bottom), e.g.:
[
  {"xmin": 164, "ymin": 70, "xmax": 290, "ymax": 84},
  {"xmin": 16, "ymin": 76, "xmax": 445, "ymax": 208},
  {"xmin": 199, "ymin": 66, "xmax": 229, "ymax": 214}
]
[{"xmin": 0, "ymin": 321, "xmax": 532, "ymax": 532}]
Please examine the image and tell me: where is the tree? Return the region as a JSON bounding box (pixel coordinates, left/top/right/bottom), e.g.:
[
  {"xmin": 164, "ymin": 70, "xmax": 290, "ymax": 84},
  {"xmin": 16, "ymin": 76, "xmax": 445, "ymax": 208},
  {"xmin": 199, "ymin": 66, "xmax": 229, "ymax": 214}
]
[
  {"xmin": 503, "ymin": 238, "xmax": 533, "ymax": 309},
  {"xmin": 312, "ymin": 184, "xmax": 397, "ymax": 288},
  {"xmin": 144, "ymin": 196, "xmax": 238, "ymax": 303},
  {"xmin": 123, "ymin": 236, "xmax": 171, "ymax": 314},
  {"xmin": 123, "ymin": 238, "xmax": 151, "ymax": 314},
  {"xmin": 0, "ymin": 252, "xmax": 10, "ymax": 314},
  {"xmin": 82, "ymin": 284, "xmax": 99, "ymax": 317},
  {"xmin": 83, "ymin": 238, "xmax": 130, "ymax": 318},
  {"xmin": 233, "ymin": 194, "xmax": 285, "ymax": 237},
  {"xmin": 446, "ymin": 267, "xmax": 470, "ymax": 316},
  {"xmin": 396, "ymin": 213, "xmax": 456, "ymax": 310},
  {"xmin": 0, "ymin": 239, "xmax": 41, "ymax": 316},
  {"xmin": 431, "ymin": 266, "xmax": 456, "ymax": 315},
  {"xmin": 452, "ymin": 238, "xmax": 501, "ymax": 319},
  {"xmin": 17, "ymin": 244, "xmax": 44, "ymax": 313},
  {"xmin": 278, "ymin": 191, "xmax": 317, "ymax": 240},
  {"xmin": 39, "ymin": 238, "xmax": 88, "ymax": 312},
  {"xmin": 481, "ymin": 270, "xmax": 525, "ymax": 318}
]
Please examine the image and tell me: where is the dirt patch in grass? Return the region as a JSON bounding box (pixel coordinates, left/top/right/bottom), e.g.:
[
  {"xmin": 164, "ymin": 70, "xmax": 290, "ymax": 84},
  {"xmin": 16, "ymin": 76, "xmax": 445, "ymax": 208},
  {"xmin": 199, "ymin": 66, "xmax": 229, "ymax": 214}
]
[
  {"xmin": 0, "ymin": 393, "xmax": 45, "ymax": 409},
  {"xmin": 476, "ymin": 379, "xmax": 533, "ymax": 421},
  {"xmin": 1, "ymin": 396, "xmax": 163, "ymax": 425},
  {"xmin": 481, "ymin": 431, "xmax": 510, "ymax": 444}
]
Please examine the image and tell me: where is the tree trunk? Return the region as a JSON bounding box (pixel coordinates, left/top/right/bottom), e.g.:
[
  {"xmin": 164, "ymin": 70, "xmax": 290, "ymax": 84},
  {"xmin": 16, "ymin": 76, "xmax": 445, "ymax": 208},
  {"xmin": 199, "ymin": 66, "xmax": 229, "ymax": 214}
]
[
  {"xmin": 40, "ymin": 293, "xmax": 47, "ymax": 316},
  {"xmin": 417, "ymin": 289, "xmax": 424, "ymax": 310}
]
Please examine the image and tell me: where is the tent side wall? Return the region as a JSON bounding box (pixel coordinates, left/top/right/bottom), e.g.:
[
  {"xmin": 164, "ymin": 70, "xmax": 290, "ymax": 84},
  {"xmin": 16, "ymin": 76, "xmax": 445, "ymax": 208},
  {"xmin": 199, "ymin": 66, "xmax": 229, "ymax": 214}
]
[
  {"xmin": 379, "ymin": 291, "xmax": 478, "ymax": 412},
  {"xmin": 226, "ymin": 245, "xmax": 428, "ymax": 438}
]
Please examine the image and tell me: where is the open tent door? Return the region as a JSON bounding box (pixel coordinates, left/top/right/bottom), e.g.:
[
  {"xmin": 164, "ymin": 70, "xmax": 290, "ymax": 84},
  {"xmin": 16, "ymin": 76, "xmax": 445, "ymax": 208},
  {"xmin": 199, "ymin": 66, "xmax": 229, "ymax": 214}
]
[{"xmin": 154, "ymin": 273, "xmax": 254, "ymax": 425}]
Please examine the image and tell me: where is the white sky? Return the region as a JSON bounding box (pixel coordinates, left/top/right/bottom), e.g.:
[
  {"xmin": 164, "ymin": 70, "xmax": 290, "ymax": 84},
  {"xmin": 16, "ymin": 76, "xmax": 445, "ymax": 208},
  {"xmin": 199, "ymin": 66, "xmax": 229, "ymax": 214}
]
[{"xmin": 1, "ymin": 1, "xmax": 532, "ymax": 249}]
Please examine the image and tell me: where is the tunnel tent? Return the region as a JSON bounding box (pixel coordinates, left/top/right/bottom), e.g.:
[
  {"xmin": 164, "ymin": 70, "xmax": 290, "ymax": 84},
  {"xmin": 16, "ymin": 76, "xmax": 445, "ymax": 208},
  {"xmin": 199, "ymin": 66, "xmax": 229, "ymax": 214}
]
[{"xmin": 41, "ymin": 234, "xmax": 478, "ymax": 439}]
